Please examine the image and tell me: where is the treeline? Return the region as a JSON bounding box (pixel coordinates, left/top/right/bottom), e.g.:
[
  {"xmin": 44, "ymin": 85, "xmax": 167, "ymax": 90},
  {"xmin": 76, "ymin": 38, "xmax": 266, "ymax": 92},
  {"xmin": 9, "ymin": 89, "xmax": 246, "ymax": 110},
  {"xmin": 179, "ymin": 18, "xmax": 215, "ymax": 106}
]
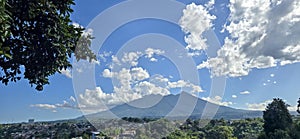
[
  {"xmin": 121, "ymin": 117, "xmax": 159, "ymax": 123},
  {"xmin": 164, "ymin": 118, "xmax": 263, "ymax": 139},
  {"xmin": 165, "ymin": 98, "xmax": 300, "ymax": 139}
]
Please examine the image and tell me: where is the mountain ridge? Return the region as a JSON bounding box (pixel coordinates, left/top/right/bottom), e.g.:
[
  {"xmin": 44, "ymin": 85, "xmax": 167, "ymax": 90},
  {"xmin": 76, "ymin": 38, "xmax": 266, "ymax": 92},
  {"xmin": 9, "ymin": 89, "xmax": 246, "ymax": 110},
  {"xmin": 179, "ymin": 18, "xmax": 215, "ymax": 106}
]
[{"xmin": 80, "ymin": 92, "xmax": 263, "ymax": 120}]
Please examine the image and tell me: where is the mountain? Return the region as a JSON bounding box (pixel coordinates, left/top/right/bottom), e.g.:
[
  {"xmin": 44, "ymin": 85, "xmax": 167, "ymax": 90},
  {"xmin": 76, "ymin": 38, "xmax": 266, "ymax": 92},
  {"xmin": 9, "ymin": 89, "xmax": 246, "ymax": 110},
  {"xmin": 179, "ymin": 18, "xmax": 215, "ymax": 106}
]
[{"xmin": 82, "ymin": 92, "xmax": 263, "ymax": 120}]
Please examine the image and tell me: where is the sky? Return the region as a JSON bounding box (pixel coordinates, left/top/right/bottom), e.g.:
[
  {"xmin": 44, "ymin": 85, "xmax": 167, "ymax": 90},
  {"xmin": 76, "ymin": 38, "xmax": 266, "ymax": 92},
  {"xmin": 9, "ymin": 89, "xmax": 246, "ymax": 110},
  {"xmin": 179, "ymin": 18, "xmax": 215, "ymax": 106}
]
[{"xmin": 1, "ymin": 0, "xmax": 300, "ymax": 123}]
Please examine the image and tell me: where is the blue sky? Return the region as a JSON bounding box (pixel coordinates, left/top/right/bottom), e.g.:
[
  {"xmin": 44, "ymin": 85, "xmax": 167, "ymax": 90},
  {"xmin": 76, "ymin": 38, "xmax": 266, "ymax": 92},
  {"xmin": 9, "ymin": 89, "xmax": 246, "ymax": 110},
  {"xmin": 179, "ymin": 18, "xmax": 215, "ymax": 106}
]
[{"xmin": 1, "ymin": 0, "xmax": 300, "ymax": 123}]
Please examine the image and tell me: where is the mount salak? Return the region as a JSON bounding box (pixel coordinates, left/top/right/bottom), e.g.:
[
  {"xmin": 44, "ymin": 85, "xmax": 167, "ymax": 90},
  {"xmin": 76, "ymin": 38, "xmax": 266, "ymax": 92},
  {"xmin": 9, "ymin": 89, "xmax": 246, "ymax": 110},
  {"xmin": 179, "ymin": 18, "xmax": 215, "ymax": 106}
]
[{"xmin": 81, "ymin": 92, "xmax": 263, "ymax": 120}]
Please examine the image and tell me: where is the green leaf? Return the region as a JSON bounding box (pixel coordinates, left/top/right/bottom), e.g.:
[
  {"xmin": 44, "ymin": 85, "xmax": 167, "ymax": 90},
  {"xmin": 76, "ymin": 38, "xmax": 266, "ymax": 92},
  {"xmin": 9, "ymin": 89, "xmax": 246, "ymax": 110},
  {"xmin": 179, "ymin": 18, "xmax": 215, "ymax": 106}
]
[{"xmin": 4, "ymin": 53, "xmax": 11, "ymax": 59}]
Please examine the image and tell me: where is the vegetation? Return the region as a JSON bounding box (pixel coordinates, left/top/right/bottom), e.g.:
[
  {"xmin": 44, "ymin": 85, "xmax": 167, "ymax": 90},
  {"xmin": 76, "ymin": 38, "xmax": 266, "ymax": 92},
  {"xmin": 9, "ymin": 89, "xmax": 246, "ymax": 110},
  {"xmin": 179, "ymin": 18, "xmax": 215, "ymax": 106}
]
[
  {"xmin": 0, "ymin": 0, "xmax": 95, "ymax": 90},
  {"xmin": 2, "ymin": 98, "xmax": 300, "ymax": 138},
  {"xmin": 165, "ymin": 118, "xmax": 263, "ymax": 139},
  {"xmin": 166, "ymin": 98, "xmax": 300, "ymax": 139},
  {"xmin": 260, "ymin": 98, "xmax": 293, "ymax": 138},
  {"xmin": 0, "ymin": 120, "xmax": 114, "ymax": 139},
  {"xmin": 121, "ymin": 117, "xmax": 159, "ymax": 123}
]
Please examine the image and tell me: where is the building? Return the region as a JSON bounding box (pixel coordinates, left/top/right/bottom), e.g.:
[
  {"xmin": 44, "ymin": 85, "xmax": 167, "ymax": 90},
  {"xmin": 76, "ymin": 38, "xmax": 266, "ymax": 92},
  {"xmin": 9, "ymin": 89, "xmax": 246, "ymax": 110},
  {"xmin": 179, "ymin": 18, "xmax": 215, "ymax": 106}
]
[{"xmin": 28, "ymin": 119, "xmax": 34, "ymax": 124}]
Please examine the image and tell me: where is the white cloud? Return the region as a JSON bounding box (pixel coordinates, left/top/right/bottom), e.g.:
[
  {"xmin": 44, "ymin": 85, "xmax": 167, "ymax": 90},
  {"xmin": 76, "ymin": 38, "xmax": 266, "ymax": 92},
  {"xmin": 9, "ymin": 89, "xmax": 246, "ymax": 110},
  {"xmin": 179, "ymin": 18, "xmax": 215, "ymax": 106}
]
[
  {"xmin": 150, "ymin": 58, "xmax": 158, "ymax": 62},
  {"xmin": 167, "ymin": 80, "xmax": 204, "ymax": 94},
  {"xmin": 103, "ymin": 67, "xmax": 150, "ymax": 85},
  {"xmin": 240, "ymin": 91, "xmax": 251, "ymax": 95},
  {"xmin": 179, "ymin": 3, "xmax": 216, "ymax": 51},
  {"xmin": 30, "ymin": 104, "xmax": 57, "ymax": 109},
  {"xmin": 145, "ymin": 48, "xmax": 164, "ymax": 59},
  {"xmin": 56, "ymin": 100, "xmax": 75, "ymax": 109},
  {"xmin": 59, "ymin": 69, "xmax": 72, "ymax": 78},
  {"xmin": 99, "ymin": 51, "xmax": 112, "ymax": 62},
  {"xmin": 31, "ymin": 96, "xmax": 79, "ymax": 111},
  {"xmin": 111, "ymin": 48, "xmax": 165, "ymax": 67},
  {"xmin": 111, "ymin": 55, "xmax": 121, "ymax": 66},
  {"xmin": 116, "ymin": 68, "xmax": 132, "ymax": 87},
  {"xmin": 201, "ymin": 96, "xmax": 233, "ymax": 106},
  {"xmin": 133, "ymin": 81, "xmax": 170, "ymax": 96},
  {"xmin": 91, "ymin": 59, "xmax": 100, "ymax": 65},
  {"xmin": 205, "ymin": 0, "xmax": 215, "ymax": 10},
  {"xmin": 246, "ymin": 100, "xmax": 272, "ymax": 111},
  {"xmin": 83, "ymin": 65, "xmax": 204, "ymax": 112},
  {"xmin": 70, "ymin": 96, "xmax": 76, "ymax": 102},
  {"xmin": 270, "ymin": 74, "xmax": 275, "ymax": 77},
  {"xmin": 288, "ymin": 105, "xmax": 298, "ymax": 111},
  {"xmin": 79, "ymin": 87, "xmax": 129, "ymax": 107},
  {"xmin": 151, "ymin": 75, "xmax": 169, "ymax": 84},
  {"xmin": 187, "ymin": 51, "xmax": 202, "ymax": 57},
  {"xmin": 102, "ymin": 69, "xmax": 113, "ymax": 78},
  {"xmin": 196, "ymin": 0, "xmax": 300, "ymax": 77},
  {"xmin": 263, "ymin": 83, "xmax": 267, "ymax": 86},
  {"xmin": 121, "ymin": 51, "xmax": 143, "ymax": 66},
  {"xmin": 82, "ymin": 28, "xmax": 93, "ymax": 37},
  {"xmin": 78, "ymin": 82, "xmax": 171, "ymax": 112},
  {"xmin": 232, "ymin": 95, "xmax": 237, "ymax": 98},
  {"xmin": 130, "ymin": 67, "xmax": 150, "ymax": 81}
]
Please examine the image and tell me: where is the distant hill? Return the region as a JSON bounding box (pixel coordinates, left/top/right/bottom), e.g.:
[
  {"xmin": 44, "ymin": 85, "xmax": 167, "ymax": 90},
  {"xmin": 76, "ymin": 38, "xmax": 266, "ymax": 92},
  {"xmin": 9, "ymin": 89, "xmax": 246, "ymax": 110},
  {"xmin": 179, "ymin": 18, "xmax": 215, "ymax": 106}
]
[{"xmin": 81, "ymin": 92, "xmax": 263, "ymax": 120}]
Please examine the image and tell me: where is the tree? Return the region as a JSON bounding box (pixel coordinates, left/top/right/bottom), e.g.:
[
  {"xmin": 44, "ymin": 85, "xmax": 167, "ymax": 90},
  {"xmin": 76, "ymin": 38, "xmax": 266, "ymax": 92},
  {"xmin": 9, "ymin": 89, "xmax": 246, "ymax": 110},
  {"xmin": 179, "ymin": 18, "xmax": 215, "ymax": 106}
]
[
  {"xmin": 206, "ymin": 126, "xmax": 237, "ymax": 139},
  {"xmin": 297, "ymin": 98, "xmax": 300, "ymax": 114},
  {"xmin": 263, "ymin": 98, "xmax": 293, "ymax": 136},
  {"xmin": 0, "ymin": 0, "xmax": 95, "ymax": 90}
]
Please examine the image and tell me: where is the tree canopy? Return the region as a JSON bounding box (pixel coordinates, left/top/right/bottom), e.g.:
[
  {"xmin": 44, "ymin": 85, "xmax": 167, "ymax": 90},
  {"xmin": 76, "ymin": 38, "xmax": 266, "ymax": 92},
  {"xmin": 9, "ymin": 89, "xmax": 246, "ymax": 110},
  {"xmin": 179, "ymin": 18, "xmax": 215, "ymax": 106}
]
[
  {"xmin": 263, "ymin": 98, "xmax": 292, "ymax": 136},
  {"xmin": 0, "ymin": 0, "xmax": 95, "ymax": 90}
]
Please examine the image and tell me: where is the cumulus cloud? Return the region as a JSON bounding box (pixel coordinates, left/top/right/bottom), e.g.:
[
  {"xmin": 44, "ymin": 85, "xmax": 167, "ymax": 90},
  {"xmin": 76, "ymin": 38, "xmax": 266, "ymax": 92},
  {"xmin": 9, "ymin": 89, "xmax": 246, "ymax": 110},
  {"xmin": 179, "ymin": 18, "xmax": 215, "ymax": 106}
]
[
  {"xmin": 130, "ymin": 67, "xmax": 150, "ymax": 81},
  {"xmin": 78, "ymin": 82, "xmax": 170, "ymax": 112},
  {"xmin": 121, "ymin": 51, "xmax": 143, "ymax": 66},
  {"xmin": 102, "ymin": 69, "xmax": 113, "ymax": 78},
  {"xmin": 79, "ymin": 64, "xmax": 203, "ymax": 112},
  {"xmin": 168, "ymin": 80, "xmax": 204, "ymax": 94},
  {"xmin": 102, "ymin": 67, "xmax": 149, "ymax": 85},
  {"xmin": 179, "ymin": 3, "xmax": 216, "ymax": 51},
  {"xmin": 80, "ymin": 46, "xmax": 204, "ymax": 112},
  {"xmin": 201, "ymin": 96, "xmax": 233, "ymax": 106},
  {"xmin": 109, "ymin": 48, "xmax": 165, "ymax": 68},
  {"xmin": 240, "ymin": 91, "xmax": 251, "ymax": 95},
  {"xmin": 59, "ymin": 68, "xmax": 72, "ymax": 78},
  {"xmin": 78, "ymin": 77, "xmax": 204, "ymax": 112},
  {"xmin": 246, "ymin": 100, "xmax": 273, "ymax": 111},
  {"xmin": 195, "ymin": 0, "xmax": 300, "ymax": 77},
  {"xmin": 31, "ymin": 96, "xmax": 79, "ymax": 111},
  {"xmin": 205, "ymin": 0, "xmax": 215, "ymax": 10},
  {"xmin": 79, "ymin": 87, "xmax": 136, "ymax": 107},
  {"xmin": 232, "ymin": 95, "xmax": 237, "ymax": 98},
  {"xmin": 145, "ymin": 48, "xmax": 164, "ymax": 59},
  {"xmin": 133, "ymin": 81, "xmax": 170, "ymax": 96}
]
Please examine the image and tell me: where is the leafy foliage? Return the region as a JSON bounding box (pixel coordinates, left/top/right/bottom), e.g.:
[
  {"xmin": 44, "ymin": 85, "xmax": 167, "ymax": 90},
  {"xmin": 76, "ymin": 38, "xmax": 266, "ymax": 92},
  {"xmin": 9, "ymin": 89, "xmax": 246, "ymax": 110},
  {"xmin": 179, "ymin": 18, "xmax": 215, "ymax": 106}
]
[
  {"xmin": 263, "ymin": 98, "xmax": 292, "ymax": 136},
  {"xmin": 0, "ymin": 0, "xmax": 95, "ymax": 90},
  {"xmin": 0, "ymin": 0, "xmax": 11, "ymax": 58},
  {"xmin": 166, "ymin": 118, "xmax": 263, "ymax": 139}
]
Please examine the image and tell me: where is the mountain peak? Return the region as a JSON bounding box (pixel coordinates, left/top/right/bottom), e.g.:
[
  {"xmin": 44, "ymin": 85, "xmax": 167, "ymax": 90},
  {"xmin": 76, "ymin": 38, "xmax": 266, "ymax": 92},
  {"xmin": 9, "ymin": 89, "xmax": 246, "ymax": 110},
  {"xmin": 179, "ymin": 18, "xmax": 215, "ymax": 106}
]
[{"xmin": 83, "ymin": 92, "xmax": 262, "ymax": 120}]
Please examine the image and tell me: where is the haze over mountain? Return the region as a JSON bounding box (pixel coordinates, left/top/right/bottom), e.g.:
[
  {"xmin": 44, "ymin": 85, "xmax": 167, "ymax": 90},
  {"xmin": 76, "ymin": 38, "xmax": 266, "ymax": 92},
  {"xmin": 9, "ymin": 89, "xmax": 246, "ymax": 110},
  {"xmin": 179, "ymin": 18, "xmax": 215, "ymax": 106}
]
[{"xmin": 82, "ymin": 92, "xmax": 263, "ymax": 120}]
